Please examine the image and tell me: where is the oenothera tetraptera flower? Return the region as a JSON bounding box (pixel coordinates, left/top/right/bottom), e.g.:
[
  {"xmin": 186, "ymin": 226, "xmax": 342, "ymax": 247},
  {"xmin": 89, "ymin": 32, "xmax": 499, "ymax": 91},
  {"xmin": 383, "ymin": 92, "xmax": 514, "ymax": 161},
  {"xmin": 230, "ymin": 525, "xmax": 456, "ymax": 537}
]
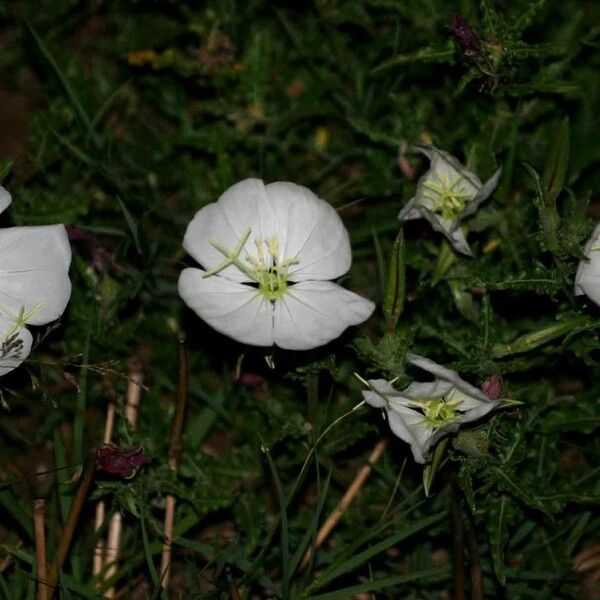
[
  {"xmin": 362, "ymin": 353, "xmax": 503, "ymax": 463},
  {"xmin": 178, "ymin": 179, "xmax": 375, "ymax": 350},
  {"xmin": 398, "ymin": 144, "xmax": 501, "ymax": 256},
  {"xmin": 0, "ymin": 185, "xmax": 72, "ymax": 375},
  {"xmin": 575, "ymin": 223, "xmax": 600, "ymax": 307}
]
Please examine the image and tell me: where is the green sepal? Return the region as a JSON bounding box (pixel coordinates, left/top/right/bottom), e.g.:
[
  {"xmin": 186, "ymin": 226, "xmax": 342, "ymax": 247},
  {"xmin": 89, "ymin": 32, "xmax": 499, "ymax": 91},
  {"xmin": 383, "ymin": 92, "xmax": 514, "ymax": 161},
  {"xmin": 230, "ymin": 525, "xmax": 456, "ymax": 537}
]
[
  {"xmin": 383, "ymin": 227, "xmax": 406, "ymax": 331},
  {"xmin": 423, "ymin": 437, "xmax": 449, "ymax": 497}
]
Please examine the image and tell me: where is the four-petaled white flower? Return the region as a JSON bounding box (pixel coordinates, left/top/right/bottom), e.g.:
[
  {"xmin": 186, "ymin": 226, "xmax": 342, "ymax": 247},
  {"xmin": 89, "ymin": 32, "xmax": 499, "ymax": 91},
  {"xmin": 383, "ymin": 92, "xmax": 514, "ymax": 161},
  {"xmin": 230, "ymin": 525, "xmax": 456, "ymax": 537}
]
[
  {"xmin": 575, "ymin": 223, "xmax": 600, "ymax": 307},
  {"xmin": 178, "ymin": 178, "xmax": 375, "ymax": 350},
  {"xmin": 398, "ymin": 145, "xmax": 501, "ymax": 256},
  {"xmin": 362, "ymin": 353, "xmax": 502, "ymax": 463},
  {"xmin": 0, "ymin": 185, "xmax": 72, "ymax": 376}
]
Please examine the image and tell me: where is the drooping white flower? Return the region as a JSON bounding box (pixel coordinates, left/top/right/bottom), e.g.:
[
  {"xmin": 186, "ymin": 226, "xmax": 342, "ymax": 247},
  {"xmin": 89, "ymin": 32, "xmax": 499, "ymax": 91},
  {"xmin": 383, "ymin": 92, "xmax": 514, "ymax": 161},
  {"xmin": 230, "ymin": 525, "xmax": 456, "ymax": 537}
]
[
  {"xmin": 178, "ymin": 178, "xmax": 375, "ymax": 350},
  {"xmin": 362, "ymin": 353, "xmax": 502, "ymax": 463},
  {"xmin": 398, "ymin": 145, "xmax": 501, "ymax": 256},
  {"xmin": 0, "ymin": 185, "xmax": 72, "ymax": 375},
  {"xmin": 575, "ymin": 223, "xmax": 600, "ymax": 306}
]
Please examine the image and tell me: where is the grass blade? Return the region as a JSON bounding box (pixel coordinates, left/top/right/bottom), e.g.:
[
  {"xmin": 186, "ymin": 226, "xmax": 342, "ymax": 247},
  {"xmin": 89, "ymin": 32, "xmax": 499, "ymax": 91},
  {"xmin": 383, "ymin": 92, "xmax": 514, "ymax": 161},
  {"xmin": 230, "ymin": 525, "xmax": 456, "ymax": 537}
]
[
  {"xmin": 24, "ymin": 22, "xmax": 91, "ymax": 131},
  {"xmin": 307, "ymin": 511, "xmax": 446, "ymax": 592},
  {"xmin": 308, "ymin": 567, "xmax": 450, "ymax": 600},
  {"xmin": 264, "ymin": 449, "xmax": 291, "ymax": 599}
]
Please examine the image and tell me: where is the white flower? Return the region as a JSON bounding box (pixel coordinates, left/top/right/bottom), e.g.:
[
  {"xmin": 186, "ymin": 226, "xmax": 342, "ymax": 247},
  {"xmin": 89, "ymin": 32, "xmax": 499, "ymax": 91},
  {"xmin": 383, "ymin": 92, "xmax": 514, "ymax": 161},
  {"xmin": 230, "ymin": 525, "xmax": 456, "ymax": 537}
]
[
  {"xmin": 178, "ymin": 178, "xmax": 375, "ymax": 350},
  {"xmin": 398, "ymin": 145, "xmax": 501, "ymax": 256},
  {"xmin": 575, "ymin": 223, "xmax": 600, "ymax": 306},
  {"xmin": 362, "ymin": 353, "xmax": 502, "ymax": 463},
  {"xmin": 0, "ymin": 185, "xmax": 72, "ymax": 375}
]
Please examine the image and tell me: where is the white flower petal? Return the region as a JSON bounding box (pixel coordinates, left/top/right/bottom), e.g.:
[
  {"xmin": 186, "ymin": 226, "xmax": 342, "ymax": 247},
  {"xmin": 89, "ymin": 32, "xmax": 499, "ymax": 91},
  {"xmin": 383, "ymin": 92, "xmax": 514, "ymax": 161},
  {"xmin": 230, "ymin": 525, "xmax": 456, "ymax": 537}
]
[
  {"xmin": 406, "ymin": 352, "xmax": 458, "ymax": 378},
  {"xmin": 406, "ymin": 353, "xmax": 487, "ymax": 400},
  {"xmin": 446, "ymin": 388, "xmax": 499, "ymax": 420},
  {"xmin": 418, "ymin": 205, "xmax": 473, "ymax": 256},
  {"xmin": 397, "ymin": 198, "xmax": 422, "ymax": 221},
  {"xmin": 0, "ymin": 185, "xmax": 11, "ymax": 215},
  {"xmin": 182, "ymin": 179, "xmax": 276, "ymax": 283},
  {"xmin": 265, "ymin": 182, "xmax": 351, "ymax": 281},
  {"xmin": 386, "ymin": 405, "xmax": 434, "ymax": 464},
  {"xmin": 401, "ymin": 145, "xmax": 500, "ymax": 257},
  {"xmin": 273, "ymin": 281, "xmax": 374, "ymax": 350},
  {"xmin": 428, "ymin": 148, "xmax": 481, "ymax": 195},
  {"xmin": 398, "ymin": 380, "xmax": 453, "ymax": 401},
  {"xmin": 575, "ymin": 223, "xmax": 600, "ymax": 305},
  {"xmin": 0, "ymin": 225, "xmax": 72, "ymax": 325},
  {"xmin": 447, "ymin": 226, "xmax": 473, "ymax": 256},
  {"xmin": 0, "ymin": 317, "xmax": 32, "ymax": 376},
  {"xmin": 362, "ymin": 379, "xmax": 398, "ymax": 408},
  {"xmin": 363, "ymin": 353, "xmax": 504, "ymax": 462},
  {"xmin": 461, "ymin": 167, "xmax": 501, "ymax": 218},
  {"xmin": 178, "ymin": 268, "xmax": 274, "ymax": 346}
]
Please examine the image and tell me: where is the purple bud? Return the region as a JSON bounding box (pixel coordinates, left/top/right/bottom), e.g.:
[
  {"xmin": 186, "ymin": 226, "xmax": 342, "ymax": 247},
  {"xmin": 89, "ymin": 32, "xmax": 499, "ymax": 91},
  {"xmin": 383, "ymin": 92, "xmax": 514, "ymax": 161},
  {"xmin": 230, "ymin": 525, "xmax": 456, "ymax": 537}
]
[
  {"xmin": 96, "ymin": 444, "xmax": 149, "ymax": 479},
  {"xmin": 448, "ymin": 12, "xmax": 481, "ymax": 54},
  {"xmin": 481, "ymin": 375, "xmax": 502, "ymax": 400}
]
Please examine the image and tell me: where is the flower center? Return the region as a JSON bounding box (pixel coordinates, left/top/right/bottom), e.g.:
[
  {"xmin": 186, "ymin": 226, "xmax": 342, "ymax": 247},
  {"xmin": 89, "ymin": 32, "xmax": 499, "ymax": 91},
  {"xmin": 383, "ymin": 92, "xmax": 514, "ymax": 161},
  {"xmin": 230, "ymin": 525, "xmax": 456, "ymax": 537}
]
[
  {"xmin": 247, "ymin": 236, "xmax": 296, "ymax": 301},
  {"xmin": 423, "ymin": 179, "xmax": 472, "ymax": 221},
  {"xmin": 205, "ymin": 228, "xmax": 298, "ymax": 302},
  {"xmin": 405, "ymin": 394, "xmax": 462, "ymax": 427}
]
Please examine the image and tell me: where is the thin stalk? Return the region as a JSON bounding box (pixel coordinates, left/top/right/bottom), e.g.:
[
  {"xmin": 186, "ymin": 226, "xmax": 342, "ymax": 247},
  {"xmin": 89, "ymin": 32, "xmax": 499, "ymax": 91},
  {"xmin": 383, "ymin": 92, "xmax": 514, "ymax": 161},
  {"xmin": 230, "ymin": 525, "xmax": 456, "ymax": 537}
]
[
  {"xmin": 93, "ymin": 401, "xmax": 116, "ymax": 578},
  {"xmin": 244, "ymin": 402, "xmax": 366, "ymax": 583},
  {"xmin": 46, "ymin": 452, "xmax": 96, "ymax": 596},
  {"xmin": 160, "ymin": 339, "xmax": 188, "ymax": 590},
  {"xmin": 463, "ymin": 509, "xmax": 483, "ymax": 600},
  {"xmin": 300, "ymin": 438, "xmax": 388, "ymax": 568},
  {"xmin": 451, "ymin": 480, "xmax": 466, "ymax": 600},
  {"xmin": 33, "ymin": 499, "xmax": 48, "ymax": 600},
  {"xmin": 104, "ymin": 367, "xmax": 143, "ymax": 598}
]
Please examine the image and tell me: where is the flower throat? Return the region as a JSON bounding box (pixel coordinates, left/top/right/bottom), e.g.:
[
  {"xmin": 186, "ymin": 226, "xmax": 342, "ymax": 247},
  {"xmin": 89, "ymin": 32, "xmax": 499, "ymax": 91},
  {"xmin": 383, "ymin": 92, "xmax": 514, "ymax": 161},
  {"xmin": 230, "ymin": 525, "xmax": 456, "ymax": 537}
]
[{"xmin": 205, "ymin": 227, "xmax": 298, "ymax": 301}]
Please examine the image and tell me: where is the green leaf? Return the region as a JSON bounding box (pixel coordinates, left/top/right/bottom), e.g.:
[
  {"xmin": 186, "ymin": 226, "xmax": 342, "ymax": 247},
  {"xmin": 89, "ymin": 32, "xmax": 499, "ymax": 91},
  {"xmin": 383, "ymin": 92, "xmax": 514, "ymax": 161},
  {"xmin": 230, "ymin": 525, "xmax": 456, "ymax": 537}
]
[
  {"xmin": 289, "ymin": 470, "xmax": 331, "ymax": 577},
  {"xmin": 0, "ymin": 159, "xmax": 12, "ymax": 183},
  {"xmin": 264, "ymin": 449, "xmax": 291, "ymax": 599},
  {"xmin": 116, "ymin": 195, "xmax": 142, "ymax": 255},
  {"xmin": 431, "ymin": 240, "xmax": 456, "ymax": 286},
  {"xmin": 140, "ymin": 513, "xmax": 159, "ymax": 588},
  {"xmin": 0, "ymin": 490, "xmax": 33, "ymax": 540},
  {"xmin": 491, "ymin": 316, "xmax": 592, "ymax": 358},
  {"xmin": 24, "ymin": 21, "xmax": 92, "ymax": 131},
  {"xmin": 542, "ymin": 118, "xmax": 570, "ymax": 206}
]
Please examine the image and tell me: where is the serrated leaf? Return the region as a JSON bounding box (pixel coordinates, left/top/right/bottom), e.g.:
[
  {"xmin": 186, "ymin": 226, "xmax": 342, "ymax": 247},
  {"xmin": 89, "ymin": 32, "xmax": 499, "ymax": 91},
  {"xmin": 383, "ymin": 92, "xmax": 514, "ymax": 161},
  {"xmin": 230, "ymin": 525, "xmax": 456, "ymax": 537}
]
[
  {"xmin": 523, "ymin": 162, "xmax": 559, "ymax": 252},
  {"xmin": 372, "ymin": 44, "xmax": 454, "ymax": 72},
  {"xmin": 458, "ymin": 468, "xmax": 476, "ymax": 512},
  {"xmin": 489, "ymin": 467, "xmax": 553, "ymax": 515},
  {"xmin": 488, "ymin": 495, "xmax": 510, "ymax": 586}
]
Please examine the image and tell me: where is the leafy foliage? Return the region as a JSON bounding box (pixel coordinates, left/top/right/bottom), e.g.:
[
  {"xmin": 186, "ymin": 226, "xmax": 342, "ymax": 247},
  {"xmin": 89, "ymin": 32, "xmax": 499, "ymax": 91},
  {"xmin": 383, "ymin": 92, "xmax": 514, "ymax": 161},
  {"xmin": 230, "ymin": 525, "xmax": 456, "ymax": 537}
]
[{"xmin": 0, "ymin": 0, "xmax": 599, "ymax": 598}]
